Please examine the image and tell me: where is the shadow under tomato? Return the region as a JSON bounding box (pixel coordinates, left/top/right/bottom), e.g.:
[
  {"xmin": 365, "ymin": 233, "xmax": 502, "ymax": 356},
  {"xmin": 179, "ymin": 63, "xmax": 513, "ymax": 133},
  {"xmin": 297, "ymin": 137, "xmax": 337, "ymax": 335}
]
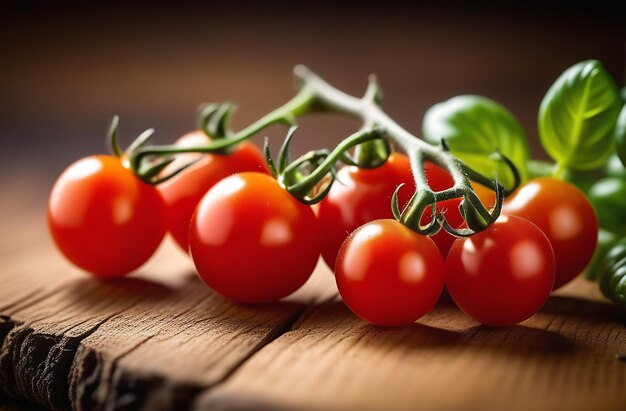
[
  {"xmin": 538, "ymin": 295, "xmax": 625, "ymax": 324},
  {"xmin": 460, "ymin": 324, "xmax": 575, "ymax": 355},
  {"xmin": 60, "ymin": 271, "xmax": 305, "ymax": 325},
  {"xmin": 306, "ymin": 295, "xmax": 579, "ymax": 357},
  {"xmin": 63, "ymin": 275, "xmax": 182, "ymax": 303}
]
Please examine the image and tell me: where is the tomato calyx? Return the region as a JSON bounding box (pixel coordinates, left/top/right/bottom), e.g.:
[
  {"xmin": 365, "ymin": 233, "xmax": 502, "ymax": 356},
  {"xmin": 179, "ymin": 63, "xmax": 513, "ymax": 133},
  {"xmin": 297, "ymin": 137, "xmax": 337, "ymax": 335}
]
[
  {"xmin": 388, "ymin": 142, "xmax": 507, "ymax": 237},
  {"xmin": 196, "ymin": 102, "xmax": 236, "ymax": 146},
  {"xmin": 264, "ymin": 125, "xmax": 387, "ymax": 205},
  {"xmin": 129, "ymin": 86, "xmax": 315, "ymax": 184},
  {"xmin": 107, "ymin": 116, "xmax": 191, "ymax": 184}
]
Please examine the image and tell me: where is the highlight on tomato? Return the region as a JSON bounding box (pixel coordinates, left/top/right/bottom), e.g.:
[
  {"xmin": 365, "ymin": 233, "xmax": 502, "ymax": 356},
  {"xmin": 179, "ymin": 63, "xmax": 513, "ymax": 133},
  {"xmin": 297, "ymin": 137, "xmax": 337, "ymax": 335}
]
[
  {"xmin": 189, "ymin": 172, "xmax": 320, "ymax": 303},
  {"xmin": 157, "ymin": 130, "xmax": 267, "ymax": 252},
  {"xmin": 445, "ymin": 215, "xmax": 555, "ymax": 326},
  {"xmin": 502, "ymin": 177, "xmax": 598, "ymax": 289},
  {"xmin": 335, "ymin": 219, "xmax": 445, "ymax": 327},
  {"xmin": 48, "ymin": 155, "xmax": 166, "ymax": 277}
]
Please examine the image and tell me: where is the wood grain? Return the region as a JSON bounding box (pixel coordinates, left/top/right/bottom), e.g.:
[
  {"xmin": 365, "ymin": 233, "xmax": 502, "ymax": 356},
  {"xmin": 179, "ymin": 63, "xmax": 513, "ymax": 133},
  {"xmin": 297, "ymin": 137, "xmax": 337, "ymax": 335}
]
[
  {"xmin": 197, "ymin": 282, "xmax": 626, "ymax": 411},
  {"xmin": 1, "ymin": 201, "xmax": 625, "ymax": 411},
  {"xmin": 0, "ymin": 207, "xmax": 334, "ymax": 410}
]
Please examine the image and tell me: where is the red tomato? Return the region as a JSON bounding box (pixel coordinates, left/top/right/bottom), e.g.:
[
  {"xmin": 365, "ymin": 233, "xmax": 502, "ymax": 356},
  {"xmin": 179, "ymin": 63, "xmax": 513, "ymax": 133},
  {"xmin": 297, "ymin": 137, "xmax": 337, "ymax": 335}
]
[
  {"xmin": 503, "ymin": 177, "xmax": 598, "ymax": 289},
  {"xmin": 335, "ymin": 219, "xmax": 445, "ymax": 327},
  {"xmin": 48, "ymin": 155, "xmax": 166, "ymax": 277},
  {"xmin": 446, "ymin": 215, "xmax": 555, "ymax": 326},
  {"xmin": 158, "ymin": 131, "xmax": 267, "ymax": 252},
  {"xmin": 189, "ymin": 172, "xmax": 320, "ymax": 303},
  {"xmin": 317, "ymin": 154, "xmax": 414, "ymax": 269},
  {"xmin": 318, "ymin": 156, "xmax": 497, "ymax": 268}
]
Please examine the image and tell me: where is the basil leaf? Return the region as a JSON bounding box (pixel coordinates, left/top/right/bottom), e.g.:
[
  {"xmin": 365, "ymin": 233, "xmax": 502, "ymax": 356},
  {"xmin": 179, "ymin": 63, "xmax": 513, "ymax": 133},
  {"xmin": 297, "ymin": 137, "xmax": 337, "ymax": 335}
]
[
  {"xmin": 538, "ymin": 60, "xmax": 621, "ymax": 170},
  {"xmin": 599, "ymin": 237, "xmax": 626, "ymax": 308},
  {"xmin": 614, "ymin": 102, "xmax": 626, "ymax": 168},
  {"xmin": 422, "ymin": 95, "xmax": 529, "ymax": 191}
]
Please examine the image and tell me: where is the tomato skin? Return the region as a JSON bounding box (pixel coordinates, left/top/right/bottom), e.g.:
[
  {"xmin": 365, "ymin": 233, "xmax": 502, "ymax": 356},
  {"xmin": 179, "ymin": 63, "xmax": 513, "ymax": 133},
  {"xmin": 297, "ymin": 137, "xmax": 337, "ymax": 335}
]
[
  {"xmin": 318, "ymin": 156, "xmax": 497, "ymax": 268},
  {"xmin": 503, "ymin": 177, "xmax": 598, "ymax": 289},
  {"xmin": 158, "ymin": 131, "xmax": 268, "ymax": 252},
  {"xmin": 335, "ymin": 219, "xmax": 445, "ymax": 327},
  {"xmin": 446, "ymin": 215, "xmax": 555, "ymax": 326},
  {"xmin": 48, "ymin": 155, "xmax": 166, "ymax": 277},
  {"xmin": 189, "ymin": 172, "xmax": 320, "ymax": 303},
  {"xmin": 317, "ymin": 154, "xmax": 414, "ymax": 269}
]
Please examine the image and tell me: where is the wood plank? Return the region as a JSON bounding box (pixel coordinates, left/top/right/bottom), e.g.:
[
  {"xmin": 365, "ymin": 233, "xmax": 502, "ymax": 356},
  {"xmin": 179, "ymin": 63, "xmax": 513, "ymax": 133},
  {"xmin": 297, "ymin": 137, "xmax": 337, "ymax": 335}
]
[
  {"xmin": 197, "ymin": 279, "xmax": 626, "ymax": 411},
  {"xmin": 0, "ymin": 394, "xmax": 48, "ymax": 411},
  {"xmin": 0, "ymin": 206, "xmax": 335, "ymax": 410},
  {"xmin": 2, "ymin": 193, "xmax": 625, "ymax": 411}
]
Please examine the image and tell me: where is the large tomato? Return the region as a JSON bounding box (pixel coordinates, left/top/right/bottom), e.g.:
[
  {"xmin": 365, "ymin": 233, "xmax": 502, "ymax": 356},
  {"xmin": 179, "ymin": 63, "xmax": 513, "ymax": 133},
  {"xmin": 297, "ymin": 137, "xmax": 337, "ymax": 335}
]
[
  {"xmin": 335, "ymin": 219, "xmax": 445, "ymax": 327},
  {"xmin": 48, "ymin": 155, "xmax": 166, "ymax": 277},
  {"xmin": 446, "ymin": 215, "xmax": 555, "ymax": 326},
  {"xmin": 503, "ymin": 177, "xmax": 598, "ymax": 289},
  {"xmin": 189, "ymin": 172, "xmax": 320, "ymax": 303},
  {"xmin": 158, "ymin": 131, "xmax": 267, "ymax": 252}
]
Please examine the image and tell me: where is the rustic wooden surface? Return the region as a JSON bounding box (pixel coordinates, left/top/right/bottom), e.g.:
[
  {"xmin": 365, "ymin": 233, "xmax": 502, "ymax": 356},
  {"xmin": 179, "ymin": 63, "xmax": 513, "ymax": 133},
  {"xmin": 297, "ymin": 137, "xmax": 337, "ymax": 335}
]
[{"xmin": 0, "ymin": 192, "xmax": 625, "ymax": 411}]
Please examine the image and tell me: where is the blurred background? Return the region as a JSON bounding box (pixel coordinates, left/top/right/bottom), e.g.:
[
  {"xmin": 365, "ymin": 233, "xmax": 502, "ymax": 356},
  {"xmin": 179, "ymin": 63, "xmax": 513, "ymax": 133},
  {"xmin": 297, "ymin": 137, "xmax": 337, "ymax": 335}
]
[{"xmin": 1, "ymin": 2, "xmax": 625, "ymax": 203}]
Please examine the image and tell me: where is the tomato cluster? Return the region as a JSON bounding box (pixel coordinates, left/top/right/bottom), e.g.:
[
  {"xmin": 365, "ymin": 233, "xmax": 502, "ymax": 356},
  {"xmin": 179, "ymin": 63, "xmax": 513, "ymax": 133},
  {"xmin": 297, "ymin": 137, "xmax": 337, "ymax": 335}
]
[
  {"xmin": 49, "ymin": 133, "xmax": 598, "ymax": 328},
  {"xmin": 48, "ymin": 59, "xmax": 614, "ymax": 327},
  {"xmin": 333, "ymin": 169, "xmax": 596, "ymax": 326}
]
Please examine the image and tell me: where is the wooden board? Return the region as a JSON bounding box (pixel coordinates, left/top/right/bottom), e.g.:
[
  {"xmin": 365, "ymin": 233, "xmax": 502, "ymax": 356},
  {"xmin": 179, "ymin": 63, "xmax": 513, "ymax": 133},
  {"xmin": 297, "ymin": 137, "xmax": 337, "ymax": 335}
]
[{"xmin": 1, "ymin": 201, "xmax": 625, "ymax": 411}]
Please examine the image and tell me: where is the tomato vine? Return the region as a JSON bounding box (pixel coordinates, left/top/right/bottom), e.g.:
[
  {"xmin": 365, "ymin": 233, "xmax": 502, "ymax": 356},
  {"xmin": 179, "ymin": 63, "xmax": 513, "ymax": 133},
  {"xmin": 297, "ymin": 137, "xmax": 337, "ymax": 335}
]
[{"xmin": 130, "ymin": 67, "xmax": 510, "ymax": 238}]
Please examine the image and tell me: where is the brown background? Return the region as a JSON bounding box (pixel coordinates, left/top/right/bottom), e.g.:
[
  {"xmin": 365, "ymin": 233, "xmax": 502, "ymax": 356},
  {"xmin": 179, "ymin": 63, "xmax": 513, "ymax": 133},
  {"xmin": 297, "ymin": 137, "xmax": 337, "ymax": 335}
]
[{"xmin": 1, "ymin": 3, "xmax": 625, "ymax": 198}]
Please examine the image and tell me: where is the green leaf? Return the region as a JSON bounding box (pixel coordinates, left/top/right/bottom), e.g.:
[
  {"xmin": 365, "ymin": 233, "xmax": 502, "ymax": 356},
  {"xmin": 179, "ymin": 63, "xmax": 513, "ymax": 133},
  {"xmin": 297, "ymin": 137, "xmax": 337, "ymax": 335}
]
[
  {"xmin": 598, "ymin": 237, "xmax": 626, "ymax": 308},
  {"xmin": 422, "ymin": 95, "xmax": 529, "ymax": 191},
  {"xmin": 589, "ymin": 176, "xmax": 626, "ymax": 235},
  {"xmin": 614, "ymin": 103, "xmax": 626, "ymax": 168},
  {"xmin": 584, "ymin": 229, "xmax": 619, "ymax": 281},
  {"xmin": 605, "ymin": 154, "xmax": 626, "ymax": 178},
  {"xmin": 538, "ymin": 60, "xmax": 621, "ymax": 170}
]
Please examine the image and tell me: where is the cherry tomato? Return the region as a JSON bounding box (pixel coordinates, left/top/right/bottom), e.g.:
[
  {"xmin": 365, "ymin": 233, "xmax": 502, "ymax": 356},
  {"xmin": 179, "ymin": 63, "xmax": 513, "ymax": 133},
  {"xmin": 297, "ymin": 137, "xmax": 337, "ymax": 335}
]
[
  {"xmin": 317, "ymin": 153, "xmax": 414, "ymax": 270},
  {"xmin": 318, "ymin": 156, "xmax": 496, "ymax": 268},
  {"xmin": 48, "ymin": 155, "xmax": 166, "ymax": 277},
  {"xmin": 335, "ymin": 219, "xmax": 445, "ymax": 327},
  {"xmin": 189, "ymin": 172, "xmax": 320, "ymax": 303},
  {"xmin": 446, "ymin": 215, "xmax": 555, "ymax": 326},
  {"xmin": 503, "ymin": 177, "xmax": 598, "ymax": 289},
  {"xmin": 158, "ymin": 131, "xmax": 267, "ymax": 252}
]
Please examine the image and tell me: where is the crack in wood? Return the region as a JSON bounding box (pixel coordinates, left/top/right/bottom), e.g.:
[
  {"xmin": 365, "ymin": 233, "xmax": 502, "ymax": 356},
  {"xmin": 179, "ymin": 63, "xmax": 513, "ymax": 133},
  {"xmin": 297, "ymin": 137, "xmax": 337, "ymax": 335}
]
[
  {"xmin": 84, "ymin": 305, "xmax": 310, "ymax": 411},
  {"xmin": 0, "ymin": 315, "xmax": 113, "ymax": 410}
]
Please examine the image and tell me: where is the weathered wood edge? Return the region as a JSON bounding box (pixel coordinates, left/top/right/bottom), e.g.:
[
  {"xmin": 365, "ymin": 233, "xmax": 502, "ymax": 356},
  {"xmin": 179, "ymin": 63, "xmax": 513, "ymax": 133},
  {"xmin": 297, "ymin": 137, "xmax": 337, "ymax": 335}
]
[{"xmin": 0, "ymin": 228, "xmax": 337, "ymax": 411}]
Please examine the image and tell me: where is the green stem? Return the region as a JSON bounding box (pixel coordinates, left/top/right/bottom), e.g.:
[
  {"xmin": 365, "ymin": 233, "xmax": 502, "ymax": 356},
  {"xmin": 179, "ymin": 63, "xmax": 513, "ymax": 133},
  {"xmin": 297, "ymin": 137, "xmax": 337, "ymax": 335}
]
[
  {"xmin": 353, "ymin": 139, "xmax": 390, "ymax": 168},
  {"xmin": 131, "ymin": 65, "xmax": 503, "ymax": 235},
  {"xmin": 293, "ymin": 65, "xmax": 501, "ymax": 232},
  {"xmin": 284, "ymin": 128, "xmax": 383, "ymax": 198},
  {"xmin": 130, "ymin": 86, "xmax": 315, "ymax": 174},
  {"xmin": 552, "ymin": 162, "xmax": 570, "ymax": 180}
]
